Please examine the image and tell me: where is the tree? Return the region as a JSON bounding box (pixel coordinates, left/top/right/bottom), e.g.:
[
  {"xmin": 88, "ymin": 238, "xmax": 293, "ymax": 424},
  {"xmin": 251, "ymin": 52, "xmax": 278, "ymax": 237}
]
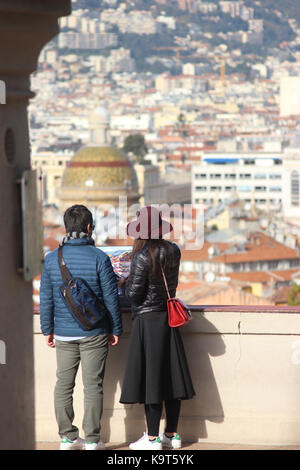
[
  {"xmin": 123, "ymin": 134, "xmax": 148, "ymax": 164},
  {"xmin": 288, "ymin": 283, "xmax": 300, "ymax": 306}
]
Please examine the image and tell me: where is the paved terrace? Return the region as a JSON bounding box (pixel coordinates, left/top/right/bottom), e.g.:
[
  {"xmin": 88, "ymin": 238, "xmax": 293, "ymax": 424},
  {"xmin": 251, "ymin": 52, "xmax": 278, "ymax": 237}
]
[{"xmin": 35, "ymin": 442, "xmax": 300, "ymax": 451}]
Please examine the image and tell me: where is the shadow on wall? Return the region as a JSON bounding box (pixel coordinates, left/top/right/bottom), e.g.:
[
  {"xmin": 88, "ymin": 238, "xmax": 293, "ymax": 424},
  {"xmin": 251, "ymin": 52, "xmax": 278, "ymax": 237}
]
[
  {"xmin": 179, "ymin": 312, "xmax": 226, "ymax": 441},
  {"xmin": 102, "ymin": 311, "xmax": 226, "ymax": 443}
]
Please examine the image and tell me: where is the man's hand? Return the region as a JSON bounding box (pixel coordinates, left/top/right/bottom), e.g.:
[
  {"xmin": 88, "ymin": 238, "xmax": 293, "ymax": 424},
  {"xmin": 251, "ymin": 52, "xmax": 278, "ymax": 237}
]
[
  {"xmin": 109, "ymin": 334, "xmax": 119, "ymax": 347},
  {"xmin": 46, "ymin": 334, "xmax": 55, "ymax": 348}
]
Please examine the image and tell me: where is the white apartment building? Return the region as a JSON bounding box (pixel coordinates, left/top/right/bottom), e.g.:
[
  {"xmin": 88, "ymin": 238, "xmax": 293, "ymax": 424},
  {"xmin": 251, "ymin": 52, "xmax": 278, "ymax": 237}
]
[
  {"xmin": 31, "ymin": 152, "xmax": 73, "ymax": 206},
  {"xmin": 101, "ymin": 9, "xmax": 161, "ymax": 35},
  {"xmin": 110, "ymin": 113, "xmax": 153, "ymax": 132},
  {"xmin": 58, "ymin": 32, "xmax": 118, "ymax": 50},
  {"xmin": 192, "ymin": 148, "xmax": 300, "ymax": 223},
  {"xmin": 89, "ymin": 48, "xmax": 135, "ymax": 73},
  {"xmin": 155, "ymin": 73, "xmax": 209, "ymax": 93},
  {"xmin": 280, "ymin": 76, "xmax": 300, "ymax": 117},
  {"xmin": 156, "ymin": 15, "xmax": 176, "ymax": 30}
]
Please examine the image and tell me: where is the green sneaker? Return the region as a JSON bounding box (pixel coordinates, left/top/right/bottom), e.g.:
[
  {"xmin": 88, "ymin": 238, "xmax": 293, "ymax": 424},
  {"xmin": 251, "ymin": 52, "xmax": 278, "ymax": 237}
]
[
  {"xmin": 60, "ymin": 436, "xmax": 85, "ymax": 450},
  {"xmin": 85, "ymin": 440, "xmax": 106, "ymax": 450},
  {"xmin": 160, "ymin": 432, "xmax": 182, "ymax": 449}
]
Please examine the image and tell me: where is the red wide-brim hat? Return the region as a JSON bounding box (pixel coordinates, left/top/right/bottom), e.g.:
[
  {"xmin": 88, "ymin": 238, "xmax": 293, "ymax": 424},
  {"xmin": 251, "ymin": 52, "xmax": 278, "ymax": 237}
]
[{"xmin": 126, "ymin": 206, "xmax": 173, "ymax": 239}]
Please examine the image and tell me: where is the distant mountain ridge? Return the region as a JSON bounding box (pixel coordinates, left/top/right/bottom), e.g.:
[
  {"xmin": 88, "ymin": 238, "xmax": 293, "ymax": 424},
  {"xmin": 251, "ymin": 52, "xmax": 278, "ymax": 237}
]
[
  {"xmin": 70, "ymin": 0, "xmax": 299, "ymax": 71},
  {"xmin": 76, "ymin": 0, "xmax": 300, "ymax": 24}
]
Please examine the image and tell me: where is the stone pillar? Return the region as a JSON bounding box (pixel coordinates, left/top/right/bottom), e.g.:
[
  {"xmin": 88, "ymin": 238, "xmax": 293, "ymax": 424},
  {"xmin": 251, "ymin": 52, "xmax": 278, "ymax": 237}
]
[{"xmin": 0, "ymin": 0, "xmax": 70, "ymax": 450}]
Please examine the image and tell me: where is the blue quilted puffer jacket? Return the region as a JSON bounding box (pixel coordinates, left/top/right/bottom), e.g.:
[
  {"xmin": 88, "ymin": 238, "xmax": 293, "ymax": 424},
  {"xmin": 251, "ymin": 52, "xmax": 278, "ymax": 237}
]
[{"xmin": 40, "ymin": 238, "xmax": 123, "ymax": 337}]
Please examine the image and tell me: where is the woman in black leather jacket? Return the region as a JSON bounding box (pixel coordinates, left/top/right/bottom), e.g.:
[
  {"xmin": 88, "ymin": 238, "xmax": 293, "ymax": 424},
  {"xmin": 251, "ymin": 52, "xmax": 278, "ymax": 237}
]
[{"xmin": 120, "ymin": 206, "xmax": 195, "ymax": 451}]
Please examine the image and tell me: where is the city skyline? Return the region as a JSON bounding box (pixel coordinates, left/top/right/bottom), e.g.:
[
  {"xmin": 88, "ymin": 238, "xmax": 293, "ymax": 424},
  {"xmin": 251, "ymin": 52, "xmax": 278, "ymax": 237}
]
[{"xmin": 29, "ymin": 0, "xmax": 300, "ymax": 307}]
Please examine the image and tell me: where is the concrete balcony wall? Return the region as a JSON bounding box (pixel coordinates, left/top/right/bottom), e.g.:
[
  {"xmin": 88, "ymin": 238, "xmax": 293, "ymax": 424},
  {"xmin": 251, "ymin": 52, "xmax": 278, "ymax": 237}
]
[{"xmin": 34, "ymin": 307, "xmax": 300, "ymax": 445}]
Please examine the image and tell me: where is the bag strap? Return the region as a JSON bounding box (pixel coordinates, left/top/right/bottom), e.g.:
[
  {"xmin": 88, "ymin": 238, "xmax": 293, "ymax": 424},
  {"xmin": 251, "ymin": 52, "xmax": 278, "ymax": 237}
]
[
  {"xmin": 160, "ymin": 264, "xmax": 171, "ymax": 299},
  {"xmin": 58, "ymin": 246, "xmax": 72, "ymax": 284}
]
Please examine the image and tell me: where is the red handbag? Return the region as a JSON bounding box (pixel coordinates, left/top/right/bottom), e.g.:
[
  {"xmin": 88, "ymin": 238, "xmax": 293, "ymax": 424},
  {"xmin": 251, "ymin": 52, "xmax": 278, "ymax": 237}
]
[{"xmin": 161, "ymin": 266, "xmax": 192, "ymax": 328}]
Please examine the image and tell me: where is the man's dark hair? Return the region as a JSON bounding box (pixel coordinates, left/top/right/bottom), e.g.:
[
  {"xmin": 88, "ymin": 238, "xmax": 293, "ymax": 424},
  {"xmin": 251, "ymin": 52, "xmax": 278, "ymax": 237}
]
[{"xmin": 63, "ymin": 205, "xmax": 93, "ymax": 234}]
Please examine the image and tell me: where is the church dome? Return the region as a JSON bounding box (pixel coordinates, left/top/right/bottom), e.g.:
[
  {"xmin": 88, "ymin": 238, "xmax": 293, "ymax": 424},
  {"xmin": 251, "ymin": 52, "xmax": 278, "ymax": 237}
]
[
  {"xmin": 59, "ymin": 145, "xmax": 140, "ymax": 210},
  {"xmin": 62, "ymin": 146, "xmax": 137, "ymax": 188}
]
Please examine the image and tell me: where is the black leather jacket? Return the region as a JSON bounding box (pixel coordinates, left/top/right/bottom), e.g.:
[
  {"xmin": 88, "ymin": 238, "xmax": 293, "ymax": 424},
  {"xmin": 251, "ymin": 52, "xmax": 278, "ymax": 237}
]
[{"xmin": 126, "ymin": 241, "xmax": 181, "ymax": 317}]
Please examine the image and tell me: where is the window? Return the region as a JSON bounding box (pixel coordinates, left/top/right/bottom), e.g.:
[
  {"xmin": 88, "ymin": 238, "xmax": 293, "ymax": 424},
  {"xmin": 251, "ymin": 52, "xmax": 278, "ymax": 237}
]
[
  {"xmin": 268, "ymin": 261, "xmax": 279, "ymax": 269},
  {"xmin": 225, "ymin": 174, "xmax": 236, "ymax": 179},
  {"xmin": 238, "ymin": 186, "xmax": 252, "ymax": 192},
  {"xmin": 291, "ymin": 170, "xmax": 300, "ymax": 207},
  {"xmin": 254, "ymin": 174, "xmax": 267, "ymax": 179},
  {"xmin": 233, "ymin": 264, "xmax": 241, "ymax": 272},
  {"xmin": 269, "ymin": 174, "xmax": 281, "ymax": 180},
  {"xmin": 269, "ymin": 187, "xmax": 282, "ymax": 192},
  {"xmin": 239, "ymin": 174, "xmax": 251, "ymax": 179}
]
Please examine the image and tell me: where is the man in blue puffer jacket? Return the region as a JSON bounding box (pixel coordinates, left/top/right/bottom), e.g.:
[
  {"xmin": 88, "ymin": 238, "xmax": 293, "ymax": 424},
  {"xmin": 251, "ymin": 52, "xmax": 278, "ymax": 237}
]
[{"xmin": 40, "ymin": 204, "xmax": 122, "ymax": 450}]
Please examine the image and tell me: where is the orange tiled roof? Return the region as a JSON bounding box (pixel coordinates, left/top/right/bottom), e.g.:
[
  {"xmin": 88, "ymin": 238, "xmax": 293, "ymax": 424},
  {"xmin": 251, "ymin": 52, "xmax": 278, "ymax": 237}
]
[
  {"xmin": 181, "ymin": 241, "xmax": 230, "ymax": 262},
  {"xmin": 212, "ymin": 233, "xmax": 300, "ymax": 264},
  {"xmin": 180, "ymin": 232, "xmax": 300, "ymax": 266},
  {"xmin": 212, "ymin": 247, "xmax": 299, "ymax": 264},
  {"xmin": 227, "ymin": 268, "xmax": 300, "ymax": 284},
  {"xmin": 43, "ymin": 237, "xmax": 60, "ymax": 251},
  {"xmin": 105, "ymin": 237, "xmax": 133, "ymax": 247}
]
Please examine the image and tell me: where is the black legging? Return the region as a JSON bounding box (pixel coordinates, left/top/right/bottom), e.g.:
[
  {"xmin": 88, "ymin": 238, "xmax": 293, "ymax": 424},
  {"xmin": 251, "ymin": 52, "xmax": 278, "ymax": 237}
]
[{"xmin": 144, "ymin": 399, "xmax": 181, "ymax": 437}]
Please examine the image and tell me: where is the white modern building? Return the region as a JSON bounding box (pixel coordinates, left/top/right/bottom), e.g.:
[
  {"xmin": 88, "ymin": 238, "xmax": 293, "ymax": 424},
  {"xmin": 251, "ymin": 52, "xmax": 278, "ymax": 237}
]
[
  {"xmin": 58, "ymin": 32, "xmax": 118, "ymax": 50},
  {"xmin": 31, "ymin": 151, "xmax": 73, "ymax": 205},
  {"xmin": 191, "ymin": 143, "xmax": 300, "ymax": 223},
  {"xmin": 280, "ymin": 76, "xmax": 300, "ymax": 117},
  {"xmin": 110, "ymin": 113, "xmax": 154, "ymax": 132}
]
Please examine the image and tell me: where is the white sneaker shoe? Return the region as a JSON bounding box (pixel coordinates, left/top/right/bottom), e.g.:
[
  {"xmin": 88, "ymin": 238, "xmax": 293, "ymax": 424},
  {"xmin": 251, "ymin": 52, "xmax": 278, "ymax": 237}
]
[
  {"xmin": 85, "ymin": 440, "xmax": 106, "ymax": 450},
  {"xmin": 129, "ymin": 432, "xmax": 162, "ymax": 450},
  {"xmin": 60, "ymin": 436, "xmax": 85, "ymax": 450},
  {"xmin": 159, "ymin": 433, "xmax": 182, "ymax": 449}
]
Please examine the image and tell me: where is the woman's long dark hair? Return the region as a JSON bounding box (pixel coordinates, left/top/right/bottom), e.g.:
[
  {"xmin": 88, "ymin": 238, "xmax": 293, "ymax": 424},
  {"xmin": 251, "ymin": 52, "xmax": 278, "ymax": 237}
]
[{"xmin": 131, "ymin": 238, "xmax": 170, "ymax": 278}]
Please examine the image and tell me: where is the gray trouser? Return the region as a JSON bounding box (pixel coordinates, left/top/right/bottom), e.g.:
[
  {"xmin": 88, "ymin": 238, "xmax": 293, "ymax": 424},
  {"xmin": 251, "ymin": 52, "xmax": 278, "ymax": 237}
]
[{"xmin": 54, "ymin": 334, "xmax": 109, "ymax": 443}]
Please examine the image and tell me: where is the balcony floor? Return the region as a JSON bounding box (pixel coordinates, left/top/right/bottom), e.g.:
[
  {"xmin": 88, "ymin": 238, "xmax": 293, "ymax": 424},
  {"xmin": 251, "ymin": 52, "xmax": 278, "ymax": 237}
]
[{"xmin": 35, "ymin": 441, "xmax": 300, "ymax": 451}]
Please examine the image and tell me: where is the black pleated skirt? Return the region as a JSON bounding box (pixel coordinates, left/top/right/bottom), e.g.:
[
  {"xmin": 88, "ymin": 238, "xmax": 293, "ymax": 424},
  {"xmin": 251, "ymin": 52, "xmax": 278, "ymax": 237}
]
[{"xmin": 120, "ymin": 310, "xmax": 195, "ymax": 405}]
